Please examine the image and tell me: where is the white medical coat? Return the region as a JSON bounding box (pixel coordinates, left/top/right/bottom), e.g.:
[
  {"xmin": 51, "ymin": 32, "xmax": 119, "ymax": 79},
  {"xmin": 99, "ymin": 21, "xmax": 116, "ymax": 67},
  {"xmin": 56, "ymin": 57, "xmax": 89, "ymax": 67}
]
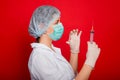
[{"xmin": 28, "ymin": 43, "xmax": 75, "ymax": 80}]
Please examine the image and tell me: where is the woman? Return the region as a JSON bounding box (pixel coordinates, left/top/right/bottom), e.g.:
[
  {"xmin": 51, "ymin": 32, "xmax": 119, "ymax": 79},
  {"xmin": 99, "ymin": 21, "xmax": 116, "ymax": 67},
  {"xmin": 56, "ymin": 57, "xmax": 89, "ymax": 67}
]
[{"xmin": 28, "ymin": 5, "xmax": 101, "ymax": 80}]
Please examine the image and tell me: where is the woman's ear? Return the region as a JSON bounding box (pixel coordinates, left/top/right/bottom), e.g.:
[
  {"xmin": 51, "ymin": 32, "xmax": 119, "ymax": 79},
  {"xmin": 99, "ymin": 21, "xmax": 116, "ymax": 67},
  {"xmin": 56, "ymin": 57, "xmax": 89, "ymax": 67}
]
[{"xmin": 46, "ymin": 25, "xmax": 54, "ymax": 35}]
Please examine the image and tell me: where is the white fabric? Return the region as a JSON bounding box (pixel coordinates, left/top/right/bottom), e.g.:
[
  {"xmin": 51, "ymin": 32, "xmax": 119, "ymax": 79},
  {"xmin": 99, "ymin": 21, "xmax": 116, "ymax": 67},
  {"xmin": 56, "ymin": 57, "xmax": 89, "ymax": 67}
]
[{"xmin": 28, "ymin": 43, "xmax": 75, "ymax": 80}]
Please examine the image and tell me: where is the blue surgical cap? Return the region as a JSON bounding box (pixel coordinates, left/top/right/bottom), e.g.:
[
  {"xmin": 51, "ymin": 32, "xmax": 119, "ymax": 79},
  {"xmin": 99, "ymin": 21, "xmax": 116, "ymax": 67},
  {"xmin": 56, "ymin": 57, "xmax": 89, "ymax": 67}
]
[{"xmin": 28, "ymin": 5, "xmax": 61, "ymax": 38}]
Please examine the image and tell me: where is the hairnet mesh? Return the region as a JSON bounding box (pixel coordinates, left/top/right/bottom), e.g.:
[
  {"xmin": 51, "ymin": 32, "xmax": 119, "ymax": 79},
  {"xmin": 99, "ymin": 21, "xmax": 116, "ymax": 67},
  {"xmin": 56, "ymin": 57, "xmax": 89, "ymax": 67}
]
[{"xmin": 28, "ymin": 5, "xmax": 60, "ymax": 38}]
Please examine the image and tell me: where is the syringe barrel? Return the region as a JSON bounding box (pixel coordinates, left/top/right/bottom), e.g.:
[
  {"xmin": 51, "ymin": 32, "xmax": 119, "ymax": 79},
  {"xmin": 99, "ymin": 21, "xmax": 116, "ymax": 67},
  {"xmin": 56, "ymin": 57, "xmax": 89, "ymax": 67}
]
[{"xmin": 90, "ymin": 31, "xmax": 94, "ymax": 43}]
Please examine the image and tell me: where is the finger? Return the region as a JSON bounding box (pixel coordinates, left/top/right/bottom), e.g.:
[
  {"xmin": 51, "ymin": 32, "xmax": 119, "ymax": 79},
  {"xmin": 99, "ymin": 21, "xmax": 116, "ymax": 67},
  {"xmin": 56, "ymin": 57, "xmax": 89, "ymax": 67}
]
[
  {"xmin": 96, "ymin": 44, "xmax": 98, "ymax": 48},
  {"xmin": 87, "ymin": 41, "xmax": 91, "ymax": 47},
  {"xmin": 70, "ymin": 30, "xmax": 73, "ymax": 35},
  {"xmin": 75, "ymin": 29, "xmax": 78, "ymax": 35},
  {"xmin": 73, "ymin": 29, "xmax": 75, "ymax": 33},
  {"xmin": 76, "ymin": 29, "xmax": 78, "ymax": 33},
  {"xmin": 78, "ymin": 31, "xmax": 82, "ymax": 37},
  {"xmin": 98, "ymin": 48, "xmax": 101, "ymax": 54},
  {"xmin": 68, "ymin": 31, "xmax": 72, "ymax": 41},
  {"xmin": 92, "ymin": 41, "xmax": 96, "ymax": 45},
  {"xmin": 88, "ymin": 41, "xmax": 95, "ymax": 47},
  {"xmin": 66, "ymin": 41, "xmax": 70, "ymax": 44}
]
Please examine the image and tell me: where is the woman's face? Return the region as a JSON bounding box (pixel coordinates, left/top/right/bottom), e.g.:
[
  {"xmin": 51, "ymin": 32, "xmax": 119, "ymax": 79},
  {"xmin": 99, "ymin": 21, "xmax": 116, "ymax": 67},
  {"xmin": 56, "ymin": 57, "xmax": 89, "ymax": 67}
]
[{"xmin": 46, "ymin": 18, "xmax": 60, "ymax": 34}]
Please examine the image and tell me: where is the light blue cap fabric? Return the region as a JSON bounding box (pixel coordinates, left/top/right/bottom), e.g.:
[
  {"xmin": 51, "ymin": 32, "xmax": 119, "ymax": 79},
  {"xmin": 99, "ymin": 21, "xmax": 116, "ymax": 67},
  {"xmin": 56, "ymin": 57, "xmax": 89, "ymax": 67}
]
[{"xmin": 28, "ymin": 5, "xmax": 60, "ymax": 38}]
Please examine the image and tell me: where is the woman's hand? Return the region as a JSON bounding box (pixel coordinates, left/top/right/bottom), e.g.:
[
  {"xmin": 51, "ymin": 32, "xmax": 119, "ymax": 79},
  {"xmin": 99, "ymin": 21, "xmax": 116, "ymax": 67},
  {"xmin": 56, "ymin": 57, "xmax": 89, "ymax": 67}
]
[
  {"xmin": 66, "ymin": 29, "xmax": 82, "ymax": 54},
  {"xmin": 85, "ymin": 41, "xmax": 101, "ymax": 68}
]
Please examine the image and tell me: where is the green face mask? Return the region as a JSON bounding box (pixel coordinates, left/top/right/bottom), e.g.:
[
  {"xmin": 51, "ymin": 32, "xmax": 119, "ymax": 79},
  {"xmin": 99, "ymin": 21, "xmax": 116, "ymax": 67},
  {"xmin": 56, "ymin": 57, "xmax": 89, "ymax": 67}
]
[{"xmin": 49, "ymin": 23, "xmax": 64, "ymax": 41}]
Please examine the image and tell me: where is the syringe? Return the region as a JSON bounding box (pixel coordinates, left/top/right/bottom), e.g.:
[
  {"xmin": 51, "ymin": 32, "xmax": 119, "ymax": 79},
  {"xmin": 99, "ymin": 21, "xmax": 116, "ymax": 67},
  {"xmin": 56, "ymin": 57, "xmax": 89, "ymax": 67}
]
[{"xmin": 90, "ymin": 26, "xmax": 94, "ymax": 43}]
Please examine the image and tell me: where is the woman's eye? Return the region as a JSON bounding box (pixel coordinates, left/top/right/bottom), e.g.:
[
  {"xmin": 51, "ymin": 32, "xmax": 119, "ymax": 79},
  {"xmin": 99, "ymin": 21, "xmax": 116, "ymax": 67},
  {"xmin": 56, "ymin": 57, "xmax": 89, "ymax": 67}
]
[
  {"xmin": 54, "ymin": 20, "xmax": 60, "ymax": 25},
  {"xmin": 55, "ymin": 21, "xmax": 58, "ymax": 24},
  {"xmin": 56, "ymin": 22, "xmax": 59, "ymax": 24}
]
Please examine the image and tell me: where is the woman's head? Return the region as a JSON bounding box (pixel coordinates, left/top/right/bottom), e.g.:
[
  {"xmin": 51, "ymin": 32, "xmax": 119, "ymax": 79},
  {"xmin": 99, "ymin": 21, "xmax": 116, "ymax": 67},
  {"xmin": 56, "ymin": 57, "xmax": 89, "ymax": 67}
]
[{"xmin": 28, "ymin": 5, "xmax": 61, "ymax": 39}]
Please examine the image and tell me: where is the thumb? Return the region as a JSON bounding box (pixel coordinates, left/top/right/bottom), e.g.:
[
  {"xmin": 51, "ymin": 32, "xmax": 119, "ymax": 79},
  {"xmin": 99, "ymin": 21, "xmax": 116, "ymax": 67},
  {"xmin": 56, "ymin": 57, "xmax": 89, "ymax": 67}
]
[
  {"xmin": 66, "ymin": 41, "xmax": 70, "ymax": 44},
  {"xmin": 98, "ymin": 48, "xmax": 101, "ymax": 53},
  {"xmin": 78, "ymin": 31, "xmax": 82, "ymax": 37}
]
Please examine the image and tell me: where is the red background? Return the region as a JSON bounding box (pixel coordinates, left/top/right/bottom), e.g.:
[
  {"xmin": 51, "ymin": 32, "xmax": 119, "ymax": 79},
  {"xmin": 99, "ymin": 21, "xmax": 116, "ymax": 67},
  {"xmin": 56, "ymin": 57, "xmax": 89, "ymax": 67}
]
[{"xmin": 0, "ymin": 0, "xmax": 120, "ymax": 80}]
